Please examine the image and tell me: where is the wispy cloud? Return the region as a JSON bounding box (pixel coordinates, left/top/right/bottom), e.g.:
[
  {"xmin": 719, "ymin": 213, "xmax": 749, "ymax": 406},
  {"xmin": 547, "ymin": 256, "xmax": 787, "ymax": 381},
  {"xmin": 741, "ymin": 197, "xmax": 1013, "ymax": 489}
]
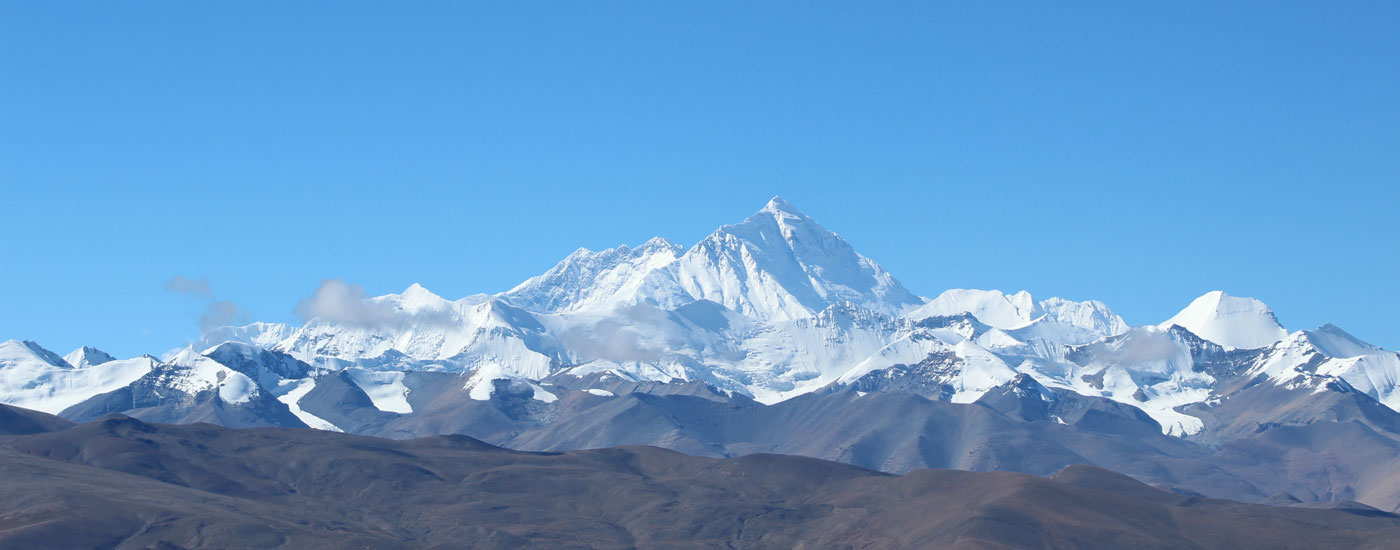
[
  {"xmin": 295, "ymin": 279, "xmax": 453, "ymax": 329},
  {"xmin": 201, "ymin": 300, "xmax": 248, "ymax": 334},
  {"xmin": 163, "ymin": 275, "xmax": 248, "ymax": 336},
  {"xmin": 555, "ymin": 305, "xmax": 666, "ymax": 362},
  {"xmin": 1084, "ymin": 327, "xmax": 1181, "ymax": 365},
  {"xmin": 163, "ymin": 275, "xmax": 215, "ymax": 298}
]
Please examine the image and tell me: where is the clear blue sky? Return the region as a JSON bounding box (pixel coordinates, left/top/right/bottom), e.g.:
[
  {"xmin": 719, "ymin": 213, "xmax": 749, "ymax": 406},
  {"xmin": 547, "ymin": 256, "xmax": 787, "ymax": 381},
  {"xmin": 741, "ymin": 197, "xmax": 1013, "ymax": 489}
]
[{"xmin": 2, "ymin": 2, "xmax": 1397, "ymax": 357}]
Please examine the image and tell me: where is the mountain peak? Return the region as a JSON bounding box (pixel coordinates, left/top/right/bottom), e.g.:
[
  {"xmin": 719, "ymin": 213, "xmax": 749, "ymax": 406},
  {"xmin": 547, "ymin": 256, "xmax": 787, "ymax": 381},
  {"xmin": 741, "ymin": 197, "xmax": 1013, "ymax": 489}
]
[
  {"xmin": 639, "ymin": 236, "xmax": 683, "ymax": 254},
  {"xmin": 504, "ymin": 197, "xmax": 919, "ymax": 321},
  {"xmin": 64, "ymin": 346, "xmax": 116, "ymax": 368},
  {"xmin": 758, "ymin": 195, "xmax": 806, "ymax": 218},
  {"xmin": 503, "ymin": 237, "xmax": 689, "ymax": 314},
  {"xmin": 0, "ymin": 338, "xmax": 74, "ymax": 372},
  {"xmin": 1159, "ymin": 291, "xmax": 1286, "ymax": 349},
  {"xmin": 675, "ymin": 195, "xmax": 921, "ymax": 321},
  {"xmin": 1303, "ymin": 323, "xmax": 1381, "ymax": 358},
  {"xmin": 394, "ymin": 283, "xmax": 452, "ymax": 314},
  {"xmin": 400, "ymin": 282, "xmax": 443, "ymax": 301},
  {"xmin": 908, "ymin": 289, "xmax": 1127, "ymax": 342},
  {"xmin": 912, "ymin": 289, "xmax": 1039, "ymax": 329},
  {"xmin": 2, "ymin": 340, "xmax": 73, "ymax": 369}
]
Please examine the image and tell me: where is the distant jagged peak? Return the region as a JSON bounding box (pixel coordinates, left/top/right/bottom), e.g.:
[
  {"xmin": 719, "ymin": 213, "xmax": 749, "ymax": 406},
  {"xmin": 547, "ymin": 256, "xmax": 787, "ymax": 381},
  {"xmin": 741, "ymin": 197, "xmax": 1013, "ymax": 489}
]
[
  {"xmin": 1038, "ymin": 296, "xmax": 1130, "ymax": 336},
  {"xmin": 558, "ymin": 236, "xmax": 684, "ymax": 263},
  {"xmin": 192, "ymin": 322, "xmax": 299, "ymax": 353},
  {"xmin": 201, "ymin": 340, "xmax": 313, "ymax": 380},
  {"xmin": 63, "ymin": 345, "xmax": 116, "ymax": 368},
  {"xmin": 1301, "ymin": 323, "xmax": 1383, "ymax": 358},
  {"xmin": 909, "ymin": 289, "xmax": 1127, "ymax": 342},
  {"xmin": 503, "ymin": 236, "xmax": 688, "ymax": 314},
  {"xmin": 637, "ymin": 235, "xmax": 684, "ymax": 254},
  {"xmin": 1159, "ymin": 290, "xmax": 1287, "ymax": 350},
  {"xmin": 911, "ymin": 289, "xmax": 1038, "ymax": 329}
]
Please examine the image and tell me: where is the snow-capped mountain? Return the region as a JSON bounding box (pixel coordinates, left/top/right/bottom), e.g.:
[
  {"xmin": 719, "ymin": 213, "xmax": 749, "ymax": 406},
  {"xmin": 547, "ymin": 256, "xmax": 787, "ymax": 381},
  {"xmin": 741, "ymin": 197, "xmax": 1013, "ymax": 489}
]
[
  {"xmin": 504, "ymin": 237, "xmax": 687, "ymax": 313},
  {"xmin": 0, "ymin": 340, "xmax": 155, "ymax": 414},
  {"xmin": 1158, "ymin": 290, "xmax": 1288, "ymax": 350},
  {"xmin": 5, "ymin": 196, "xmax": 1400, "ymax": 445},
  {"xmin": 668, "ymin": 197, "xmax": 925, "ymax": 321},
  {"xmin": 909, "ymin": 289, "xmax": 1129, "ymax": 346},
  {"xmin": 1245, "ymin": 328, "xmax": 1400, "ymax": 411},
  {"xmin": 63, "ymin": 346, "xmax": 115, "ymax": 369},
  {"xmin": 278, "ymin": 288, "xmax": 560, "ymax": 378},
  {"xmin": 192, "ymin": 321, "xmax": 299, "ymax": 353},
  {"xmin": 506, "ymin": 196, "xmax": 924, "ymax": 321}
]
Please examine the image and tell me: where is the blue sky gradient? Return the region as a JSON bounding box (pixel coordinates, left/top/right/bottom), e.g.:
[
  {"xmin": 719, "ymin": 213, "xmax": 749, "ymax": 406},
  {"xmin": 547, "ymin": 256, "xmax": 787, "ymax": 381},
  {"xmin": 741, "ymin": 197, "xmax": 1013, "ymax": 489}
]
[{"xmin": 2, "ymin": 2, "xmax": 1397, "ymax": 356}]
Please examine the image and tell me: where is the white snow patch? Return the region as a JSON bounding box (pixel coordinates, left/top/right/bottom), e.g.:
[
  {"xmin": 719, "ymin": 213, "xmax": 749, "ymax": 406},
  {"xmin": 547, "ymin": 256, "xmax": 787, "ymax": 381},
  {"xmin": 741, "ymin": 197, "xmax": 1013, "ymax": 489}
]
[
  {"xmin": 530, "ymin": 384, "xmax": 558, "ymax": 403},
  {"xmin": 464, "ymin": 364, "xmax": 558, "ymax": 402},
  {"xmin": 273, "ymin": 378, "xmax": 342, "ymax": 431},
  {"xmin": 216, "ymin": 371, "xmax": 258, "ymax": 404},
  {"xmin": 947, "ymin": 341, "xmax": 1018, "ymax": 403},
  {"xmin": 345, "ymin": 369, "xmax": 412, "ymax": 413}
]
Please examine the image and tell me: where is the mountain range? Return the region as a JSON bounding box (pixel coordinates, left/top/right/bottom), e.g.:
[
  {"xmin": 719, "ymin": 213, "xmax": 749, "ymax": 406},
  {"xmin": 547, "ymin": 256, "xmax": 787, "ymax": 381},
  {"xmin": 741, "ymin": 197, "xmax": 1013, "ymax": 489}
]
[{"xmin": 5, "ymin": 196, "xmax": 1400, "ymax": 512}]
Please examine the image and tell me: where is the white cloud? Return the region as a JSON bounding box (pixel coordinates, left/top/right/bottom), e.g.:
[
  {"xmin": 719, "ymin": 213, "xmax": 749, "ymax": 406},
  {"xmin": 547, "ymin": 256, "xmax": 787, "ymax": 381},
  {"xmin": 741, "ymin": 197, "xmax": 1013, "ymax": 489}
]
[
  {"xmin": 163, "ymin": 275, "xmax": 248, "ymax": 337},
  {"xmin": 295, "ymin": 279, "xmax": 453, "ymax": 329},
  {"xmin": 163, "ymin": 275, "xmax": 214, "ymax": 298}
]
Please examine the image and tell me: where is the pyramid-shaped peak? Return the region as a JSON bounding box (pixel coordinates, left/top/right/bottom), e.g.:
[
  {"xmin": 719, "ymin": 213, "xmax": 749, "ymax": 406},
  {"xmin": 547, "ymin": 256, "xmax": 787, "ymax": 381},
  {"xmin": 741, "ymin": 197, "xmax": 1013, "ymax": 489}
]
[
  {"xmin": 64, "ymin": 346, "xmax": 116, "ymax": 368},
  {"xmin": 396, "ymin": 283, "xmax": 452, "ymax": 312},
  {"xmin": 759, "ymin": 195, "xmax": 808, "ymax": 218},
  {"xmin": 401, "ymin": 283, "xmax": 441, "ymax": 300},
  {"xmin": 665, "ymin": 194, "xmax": 922, "ymax": 322},
  {"xmin": 1159, "ymin": 290, "xmax": 1286, "ymax": 350}
]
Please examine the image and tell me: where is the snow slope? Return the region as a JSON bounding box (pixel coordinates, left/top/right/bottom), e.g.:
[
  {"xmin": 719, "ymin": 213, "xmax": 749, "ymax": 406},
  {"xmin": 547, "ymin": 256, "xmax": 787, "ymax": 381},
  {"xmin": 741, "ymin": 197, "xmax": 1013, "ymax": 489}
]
[
  {"xmin": 0, "ymin": 340, "xmax": 155, "ymax": 414},
  {"xmin": 1159, "ymin": 291, "xmax": 1287, "ymax": 349},
  {"xmin": 63, "ymin": 346, "xmax": 115, "ymax": 369}
]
